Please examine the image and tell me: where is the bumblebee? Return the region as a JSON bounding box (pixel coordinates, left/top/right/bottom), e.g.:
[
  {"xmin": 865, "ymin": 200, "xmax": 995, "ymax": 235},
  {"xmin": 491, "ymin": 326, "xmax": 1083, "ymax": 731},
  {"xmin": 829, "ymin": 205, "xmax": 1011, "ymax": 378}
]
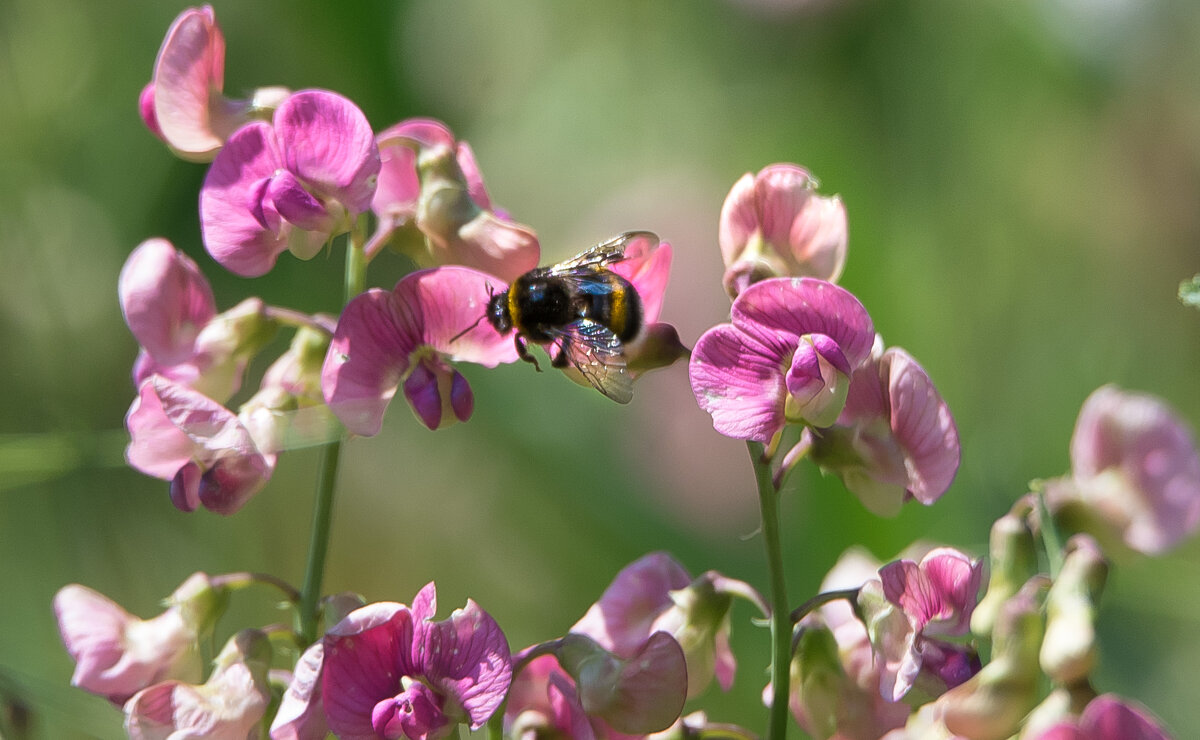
[{"xmin": 487, "ymin": 231, "xmax": 658, "ymax": 404}]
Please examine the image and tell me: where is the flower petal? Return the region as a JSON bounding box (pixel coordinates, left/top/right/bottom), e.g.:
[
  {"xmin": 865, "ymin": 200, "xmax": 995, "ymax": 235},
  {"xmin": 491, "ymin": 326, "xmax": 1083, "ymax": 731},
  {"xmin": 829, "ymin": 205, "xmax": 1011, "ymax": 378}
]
[
  {"xmin": 151, "ymin": 5, "xmax": 230, "ymax": 159},
  {"xmin": 119, "ymin": 239, "xmax": 216, "ymax": 366},
  {"xmin": 199, "ymin": 121, "xmax": 290, "ymax": 277},
  {"xmin": 608, "ymin": 235, "xmax": 672, "ymax": 325},
  {"xmin": 275, "ymin": 90, "xmax": 380, "ymax": 214},
  {"xmin": 731, "ymin": 277, "xmax": 875, "ymax": 370},
  {"xmin": 689, "ymin": 323, "xmax": 786, "ymax": 443},
  {"xmin": 571, "ymin": 552, "xmax": 691, "ymax": 658},
  {"xmin": 419, "ymin": 598, "xmax": 513, "ymax": 727},
  {"xmin": 882, "ymin": 348, "xmax": 960, "ymax": 504}
]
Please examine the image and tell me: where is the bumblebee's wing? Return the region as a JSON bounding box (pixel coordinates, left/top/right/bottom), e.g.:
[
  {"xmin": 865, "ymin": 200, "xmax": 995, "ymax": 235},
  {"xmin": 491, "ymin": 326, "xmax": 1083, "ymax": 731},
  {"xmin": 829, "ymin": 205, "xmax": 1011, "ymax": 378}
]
[
  {"xmin": 548, "ymin": 231, "xmax": 660, "ymax": 274},
  {"xmin": 552, "ymin": 319, "xmax": 634, "ymax": 404}
]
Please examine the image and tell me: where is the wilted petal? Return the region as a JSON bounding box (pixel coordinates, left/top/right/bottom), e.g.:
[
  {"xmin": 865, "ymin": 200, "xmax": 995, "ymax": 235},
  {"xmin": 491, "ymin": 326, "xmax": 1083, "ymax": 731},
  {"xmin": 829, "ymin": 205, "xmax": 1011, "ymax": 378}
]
[
  {"xmin": 119, "ymin": 239, "xmax": 216, "ymax": 367},
  {"xmin": 275, "ymin": 90, "xmax": 380, "ymax": 215},
  {"xmin": 690, "ymin": 323, "xmax": 786, "ymax": 443},
  {"xmin": 199, "ymin": 121, "xmax": 290, "ymax": 277}
]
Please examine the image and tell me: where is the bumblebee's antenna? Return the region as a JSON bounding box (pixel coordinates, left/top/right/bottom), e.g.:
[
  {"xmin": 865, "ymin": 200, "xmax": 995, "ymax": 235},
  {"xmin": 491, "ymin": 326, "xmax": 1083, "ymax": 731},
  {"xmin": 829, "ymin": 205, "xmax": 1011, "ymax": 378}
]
[
  {"xmin": 449, "ymin": 312, "xmax": 487, "ymax": 344},
  {"xmin": 449, "ymin": 285, "xmax": 495, "ymax": 344}
]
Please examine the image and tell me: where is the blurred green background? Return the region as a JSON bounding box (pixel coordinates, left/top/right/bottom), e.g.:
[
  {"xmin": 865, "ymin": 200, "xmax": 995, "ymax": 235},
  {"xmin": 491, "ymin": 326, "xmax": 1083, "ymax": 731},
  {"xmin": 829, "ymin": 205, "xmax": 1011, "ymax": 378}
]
[{"xmin": 2, "ymin": 0, "xmax": 1198, "ymax": 737}]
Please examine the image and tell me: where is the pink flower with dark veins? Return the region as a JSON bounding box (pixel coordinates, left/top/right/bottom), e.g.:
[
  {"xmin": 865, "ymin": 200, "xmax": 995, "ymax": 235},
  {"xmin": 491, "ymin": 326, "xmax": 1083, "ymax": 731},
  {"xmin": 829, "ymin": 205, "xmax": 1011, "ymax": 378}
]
[
  {"xmin": 321, "ymin": 266, "xmax": 518, "ymax": 433},
  {"xmin": 690, "ymin": 277, "xmax": 875, "ymax": 442},
  {"xmin": 316, "ymin": 583, "xmax": 512, "ymax": 740}
]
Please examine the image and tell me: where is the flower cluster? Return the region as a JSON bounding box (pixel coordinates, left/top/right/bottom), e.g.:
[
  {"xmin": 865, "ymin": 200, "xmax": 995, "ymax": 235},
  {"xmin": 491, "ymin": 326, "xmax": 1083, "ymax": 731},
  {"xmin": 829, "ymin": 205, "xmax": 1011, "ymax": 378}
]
[{"xmin": 49, "ymin": 5, "xmax": 1200, "ymax": 740}]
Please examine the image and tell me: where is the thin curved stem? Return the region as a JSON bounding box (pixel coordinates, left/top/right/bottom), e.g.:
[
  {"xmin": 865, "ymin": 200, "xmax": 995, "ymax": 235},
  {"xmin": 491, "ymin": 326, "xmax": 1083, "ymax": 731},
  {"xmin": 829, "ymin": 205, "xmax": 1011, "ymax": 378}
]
[{"xmin": 748, "ymin": 441, "xmax": 790, "ymax": 740}]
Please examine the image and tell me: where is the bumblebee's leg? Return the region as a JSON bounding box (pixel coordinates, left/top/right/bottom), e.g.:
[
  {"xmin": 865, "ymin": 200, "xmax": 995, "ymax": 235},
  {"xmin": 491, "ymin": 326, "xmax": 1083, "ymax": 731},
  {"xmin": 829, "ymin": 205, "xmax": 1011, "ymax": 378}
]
[
  {"xmin": 550, "ymin": 339, "xmax": 571, "ymax": 369},
  {"xmin": 515, "ymin": 336, "xmax": 542, "ymax": 372}
]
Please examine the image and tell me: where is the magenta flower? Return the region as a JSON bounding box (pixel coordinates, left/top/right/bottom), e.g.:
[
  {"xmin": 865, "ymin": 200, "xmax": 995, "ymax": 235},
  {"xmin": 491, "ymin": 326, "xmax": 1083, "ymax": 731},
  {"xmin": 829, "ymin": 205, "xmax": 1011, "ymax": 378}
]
[
  {"xmin": 124, "ymin": 630, "xmax": 272, "ymax": 740},
  {"xmin": 690, "ymin": 277, "xmax": 875, "ymax": 442},
  {"xmin": 141, "ymin": 5, "xmax": 289, "ymax": 161},
  {"xmin": 570, "ymin": 552, "xmax": 766, "ymax": 700},
  {"xmin": 126, "ymin": 375, "xmax": 276, "ymax": 514},
  {"xmin": 318, "ymin": 583, "xmax": 512, "ymax": 740},
  {"xmin": 806, "ymin": 339, "xmax": 960, "ymax": 515},
  {"xmin": 322, "ymin": 266, "xmax": 518, "ymax": 433},
  {"xmin": 1029, "ymin": 694, "xmax": 1172, "ymax": 740},
  {"xmin": 719, "ymin": 164, "xmax": 847, "ymax": 298},
  {"xmin": 504, "ymin": 654, "xmax": 598, "ymax": 740},
  {"xmin": 1045, "ymin": 385, "xmax": 1200, "ymax": 555},
  {"xmin": 867, "ymin": 547, "xmax": 984, "ymax": 701},
  {"xmin": 199, "ymin": 89, "xmax": 380, "ymax": 277},
  {"xmin": 53, "ymin": 574, "xmax": 221, "ymax": 705},
  {"xmin": 370, "ymin": 118, "xmax": 539, "ymax": 282}
]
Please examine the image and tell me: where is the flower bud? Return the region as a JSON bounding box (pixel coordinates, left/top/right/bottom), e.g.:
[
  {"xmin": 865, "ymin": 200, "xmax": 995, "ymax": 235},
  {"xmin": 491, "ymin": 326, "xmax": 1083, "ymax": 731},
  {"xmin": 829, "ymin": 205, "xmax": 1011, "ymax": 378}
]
[
  {"xmin": 972, "ymin": 501, "xmax": 1039, "ymax": 639},
  {"xmin": 938, "ymin": 577, "xmax": 1048, "ymax": 740},
  {"xmin": 1040, "ymin": 535, "xmax": 1108, "ymax": 685}
]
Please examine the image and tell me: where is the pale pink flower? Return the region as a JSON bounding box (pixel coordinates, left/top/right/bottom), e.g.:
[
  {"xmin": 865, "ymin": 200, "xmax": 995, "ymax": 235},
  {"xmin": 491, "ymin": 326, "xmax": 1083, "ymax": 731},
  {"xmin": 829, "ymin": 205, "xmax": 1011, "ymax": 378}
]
[
  {"xmin": 125, "ymin": 376, "xmax": 276, "ymax": 514},
  {"xmin": 269, "ymin": 643, "xmax": 328, "ymax": 740},
  {"xmin": 120, "ymin": 239, "xmax": 278, "ymax": 403},
  {"xmin": 141, "ymin": 5, "xmax": 289, "ymax": 161},
  {"xmin": 54, "ymin": 574, "xmax": 219, "ymax": 705},
  {"xmin": 1045, "ymin": 385, "xmax": 1200, "ymax": 555},
  {"xmin": 806, "ymin": 338, "xmax": 960, "ymax": 515},
  {"xmin": 199, "ymin": 89, "xmax": 380, "ymax": 277},
  {"xmin": 719, "ymin": 164, "xmax": 847, "ymax": 298},
  {"xmin": 321, "ymin": 267, "xmax": 517, "ymax": 433},
  {"xmin": 690, "ymin": 277, "xmax": 875, "ymax": 442},
  {"xmin": 124, "ymin": 630, "xmax": 272, "ymax": 740},
  {"xmin": 370, "ymin": 118, "xmax": 539, "ymax": 282}
]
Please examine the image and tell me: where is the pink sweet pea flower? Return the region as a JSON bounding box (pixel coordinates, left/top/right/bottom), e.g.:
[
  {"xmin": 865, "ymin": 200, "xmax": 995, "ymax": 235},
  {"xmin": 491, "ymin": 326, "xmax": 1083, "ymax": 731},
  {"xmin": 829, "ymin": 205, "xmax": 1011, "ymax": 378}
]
[
  {"xmin": 690, "ymin": 277, "xmax": 875, "ymax": 442},
  {"xmin": 1045, "ymin": 385, "xmax": 1200, "ymax": 555},
  {"xmin": 54, "ymin": 574, "xmax": 220, "ymax": 705},
  {"xmin": 120, "ymin": 239, "xmax": 278, "ymax": 403},
  {"xmin": 719, "ymin": 164, "xmax": 847, "ymax": 298},
  {"xmin": 867, "ymin": 548, "xmax": 984, "ymax": 702},
  {"xmin": 142, "ymin": 5, "xmax": 289, "ymax": 161},
  {"xmin": 505, "ymin": 654, "xmax": 599, "ymax": 740},
  {"xmin": 806, "ymin": 338, "xmax": 960, "ymax": 516},
  {"xmin": 124, "ymin": 630, "xmax": 272, "ymax": 740},
  {"xmin": 126, "ymin": 375, "xmax": 276, "ymax": 515},
  {"xmin": 317, "ymin": 583, "xmax": 512, "ymax": 740},
  {"xmin": 570, "ymin": 552, "xmax": 766, "ymax": 700},
  {"xmin": 1029, "ymin": 694, "xmax": 1173, "ymax": 740},
  {"xmin": 369, "ymin": 118, "xmax": 539, "ymax": 282},
  {"xmin": 200, "ymin": 89, "xmax": 380, "ymax": 277},
  {"xmin": 321, "ymin": 266, "xmax": 518, "ymax": 433}
]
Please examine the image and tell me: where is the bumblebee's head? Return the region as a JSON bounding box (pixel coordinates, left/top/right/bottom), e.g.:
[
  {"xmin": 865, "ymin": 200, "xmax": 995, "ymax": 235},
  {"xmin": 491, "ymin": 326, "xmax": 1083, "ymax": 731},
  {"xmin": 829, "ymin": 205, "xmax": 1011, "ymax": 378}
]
[{"xmin": 486, "ymin": 289, "xmax": 511, "ymax": 333}]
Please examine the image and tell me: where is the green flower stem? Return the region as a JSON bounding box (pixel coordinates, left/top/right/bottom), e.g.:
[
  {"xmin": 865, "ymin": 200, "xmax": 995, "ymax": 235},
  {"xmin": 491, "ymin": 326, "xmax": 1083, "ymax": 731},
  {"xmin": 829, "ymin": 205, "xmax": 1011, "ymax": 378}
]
[
  {"xmin": 210, "ymin": 572, "xmax": 302, "ymax": 604},
  {"xmin": 748, "ymin": 441, "xmax": 791, "ymax": 740},
  {"xmin": 297, "ymin": 227, "xmax": 368, "ymax": 644},
  {"xmin": 1035, "ymin": 488, "xmax": 1065, "ymax": 577},
  {"xmin": 788, "ymin": 588, "xmax": 859, "ymax": 626}
]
